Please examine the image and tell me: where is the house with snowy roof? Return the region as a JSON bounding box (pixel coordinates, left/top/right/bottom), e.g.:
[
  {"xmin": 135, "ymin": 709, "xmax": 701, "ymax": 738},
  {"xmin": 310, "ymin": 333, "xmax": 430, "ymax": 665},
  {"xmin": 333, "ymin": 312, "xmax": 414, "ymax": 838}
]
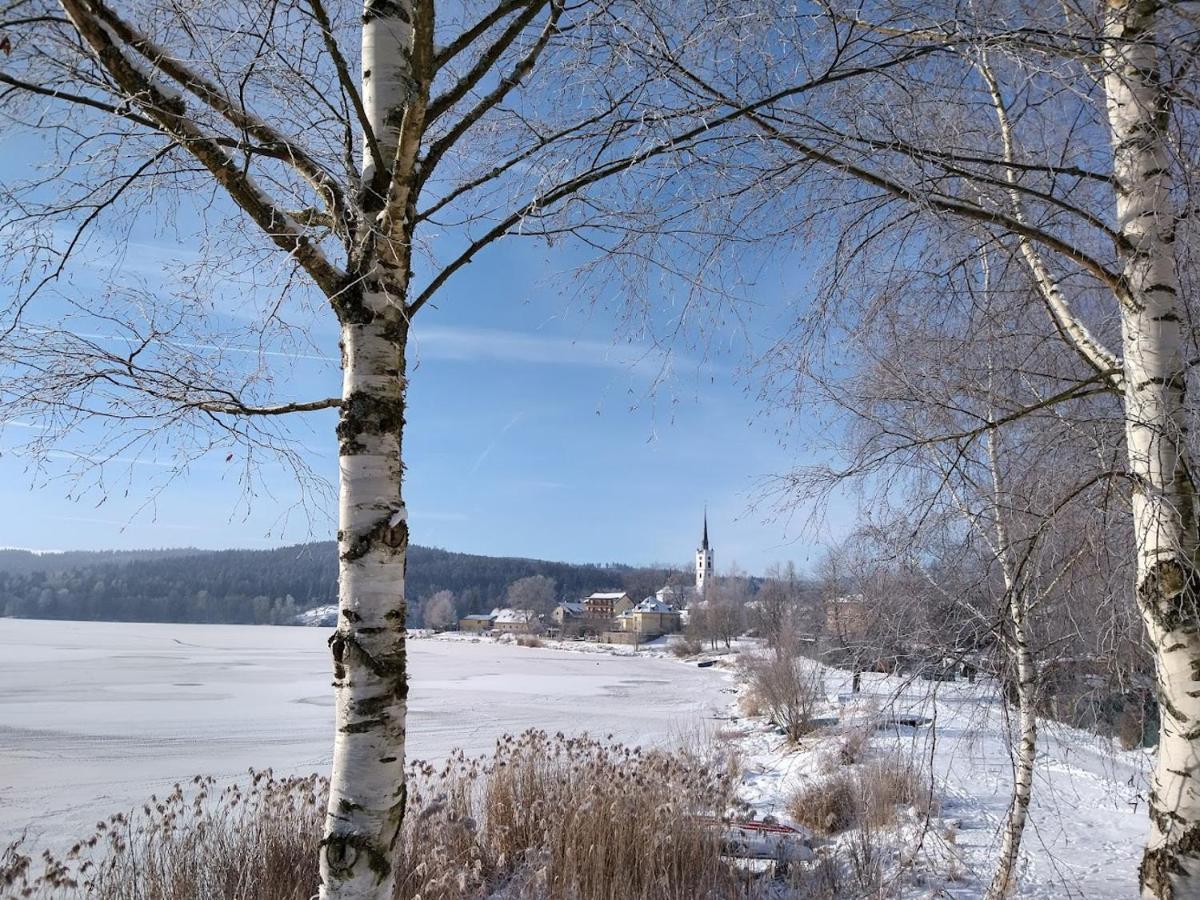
[
  {"xmin": 583, "ymin": 591, "xmax": 635, "ymax": 622},
  {"xmin": 492, "ymin": 608, "xmax": 541, "ymax": 634},
  {"xmin": 458, "ymin": 612, "xmax": 495, "ymax": 633},
  {"xmin": 552, "ymin": 600, "xmax": 586, "ymax": 627},
  {"xmin": 618, "ymin": 597, "xmax": 682, "ymax": 637}
]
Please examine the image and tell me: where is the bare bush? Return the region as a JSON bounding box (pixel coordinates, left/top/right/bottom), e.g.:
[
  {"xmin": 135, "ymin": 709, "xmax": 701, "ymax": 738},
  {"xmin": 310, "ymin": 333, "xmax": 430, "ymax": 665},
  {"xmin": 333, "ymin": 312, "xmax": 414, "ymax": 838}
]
[
  {"xmin": 3, "ymin": 732, "xmax": 743, "ymax": 900},
  {"xmin": 788, "ymin": 756, "xmax": 933, "ymax": 837},
  {"xmin": 514, "ymin": 635, "xmax": 544, "ymax": 649},
  {"xmin": 788, "ymin": 774, "xmax": 860, "ymax": 836},
  {"xmin": 671, "ymin": 638, "xmax": 704, "ymax": 658},
  {"xmin": 859, "ymin": 757, "xmax": 934, "ymax": 828},
  {"xmin": 846, "ymin": 819, "xmax": 884, "ymax": 897},
  {"xmin": 742, "ymin": 653, "xmax": 826, "ymax": 741},
  {"xmin": 821, "ymin": 726, "xmax": 872, "ymax": 772}
]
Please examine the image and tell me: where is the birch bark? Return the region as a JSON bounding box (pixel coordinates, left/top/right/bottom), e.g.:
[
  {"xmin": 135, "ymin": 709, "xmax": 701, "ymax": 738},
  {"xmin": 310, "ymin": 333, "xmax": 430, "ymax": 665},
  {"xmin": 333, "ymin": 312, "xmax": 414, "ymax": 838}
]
[
  {"xmin": 984, "ymin": 432, "xmax": 1038, "ymax": 900},
  {"xmin": 320, "ymin": 3, "xmax": 425, "ymax": 898},
  {"xmin": 1101, "ymin": 3, "xmax": 1200, "ymax": 896}
]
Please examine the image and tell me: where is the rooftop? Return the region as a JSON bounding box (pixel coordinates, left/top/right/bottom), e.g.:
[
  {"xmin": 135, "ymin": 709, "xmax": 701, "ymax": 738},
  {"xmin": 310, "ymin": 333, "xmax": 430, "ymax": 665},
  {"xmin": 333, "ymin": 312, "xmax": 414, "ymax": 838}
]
[
  {"xmin": 632, "ymin": 598, "xmax": 678, "ymax": 614},
  {"xmin": 494, "ymin": 608, "xmax": 538, "ymax": 624}
]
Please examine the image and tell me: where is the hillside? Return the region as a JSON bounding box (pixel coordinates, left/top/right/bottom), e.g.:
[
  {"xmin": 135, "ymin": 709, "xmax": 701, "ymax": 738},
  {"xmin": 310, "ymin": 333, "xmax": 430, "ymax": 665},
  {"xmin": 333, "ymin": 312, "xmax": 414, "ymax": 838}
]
[{"xmin": 0, "ymin": 544, "xmax": 679, "ymax": 626}]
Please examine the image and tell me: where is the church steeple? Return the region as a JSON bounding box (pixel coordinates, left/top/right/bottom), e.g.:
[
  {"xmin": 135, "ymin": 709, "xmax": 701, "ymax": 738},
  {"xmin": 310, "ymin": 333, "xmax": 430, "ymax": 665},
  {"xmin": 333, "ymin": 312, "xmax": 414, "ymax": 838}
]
[{"xmin": 695, "ymin": 508, "xmax": 714, "ymax": 600}]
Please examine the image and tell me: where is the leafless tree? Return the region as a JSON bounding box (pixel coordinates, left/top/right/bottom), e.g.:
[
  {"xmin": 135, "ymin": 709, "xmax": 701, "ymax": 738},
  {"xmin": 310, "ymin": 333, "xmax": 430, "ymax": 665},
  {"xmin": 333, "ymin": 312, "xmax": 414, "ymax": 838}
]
[
  {"xmin": 752, "ymin": 561, "xmax": 812, "ymax": 649},
  {"xmin": 0, "ymin": 2, "xmax": 880, "ymax": 897},
  {"xmin": 421, "ymin": 589, "xmax": 456, "ymax": 630},
  {"xmin": 505, "ymin": 573, "xmax": 556, "ymax": 618},
  {"xmin": 618, "ymin": 2, "xmax": 1200, "ymax": 892},
  {"xmin": 708, "ymin": 571, "xmax": 749, "ymax": 649}
]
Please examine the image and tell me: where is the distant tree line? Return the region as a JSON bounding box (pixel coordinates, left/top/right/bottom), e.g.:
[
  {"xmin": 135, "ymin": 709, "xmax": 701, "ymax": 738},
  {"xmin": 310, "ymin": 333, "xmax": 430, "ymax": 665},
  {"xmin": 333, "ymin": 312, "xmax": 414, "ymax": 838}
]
[{"xmin": 0, "ymin": 544, "xmax": 679, "ymax": 626}]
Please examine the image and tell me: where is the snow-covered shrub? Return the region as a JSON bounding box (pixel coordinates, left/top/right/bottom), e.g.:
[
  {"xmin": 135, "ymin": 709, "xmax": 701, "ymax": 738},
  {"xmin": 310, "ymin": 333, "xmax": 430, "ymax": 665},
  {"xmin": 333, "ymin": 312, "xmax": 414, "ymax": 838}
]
[
  {"xmin": 671, "ymin": 637, "xmax": 704, "ymax": 658},
  {"xmin": 740, "ymin": 651, "xmax": 825, "ymax": 741},
  {"xmin": 830, "ymin": 726, "xmax": 871, "ymax": 769}
]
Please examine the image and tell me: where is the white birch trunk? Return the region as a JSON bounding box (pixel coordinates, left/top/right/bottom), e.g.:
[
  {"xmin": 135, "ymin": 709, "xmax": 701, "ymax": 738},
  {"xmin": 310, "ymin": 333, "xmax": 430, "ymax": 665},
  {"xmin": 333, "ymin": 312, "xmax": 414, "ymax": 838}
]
[
  {"xmin": 320, "ymin": 3, "xmax": 420, "ymax": 898},
  {"xmin": 984, "ymin": 432, "xmax": 1038, "ymax": 900},
  {"xmin": 1102, "ymin": 3, "xmax": 1200, "ymax": 896},
  {"xmin": 988, "ymin": 610, "xmax": 1037, "ymax": 900},
  {"xmin": 320, "ymin": 312, "xmax": 410, "ymax": 899}
]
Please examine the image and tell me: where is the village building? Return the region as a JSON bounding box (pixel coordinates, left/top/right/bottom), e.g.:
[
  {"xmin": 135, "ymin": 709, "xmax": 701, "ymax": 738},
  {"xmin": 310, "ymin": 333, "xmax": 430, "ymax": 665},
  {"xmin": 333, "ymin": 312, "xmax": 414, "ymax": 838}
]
[
  {"xmin": 583, "ymin": 591, "xmax": 634, "ymax": 623},
  {"xmin": 492, "ymin": 608, "xmax": 540, "ymax": 634},
  {"xmin": 459, "ymin": 612, "xmax": 495, "ymax": 633},
  {"xmin": 619, "ymin": 597, "xmax": 682, "ymax": 637},
  {"xmin": 552, "ymin": 600, "xmax": 586, "ymax": 629}
]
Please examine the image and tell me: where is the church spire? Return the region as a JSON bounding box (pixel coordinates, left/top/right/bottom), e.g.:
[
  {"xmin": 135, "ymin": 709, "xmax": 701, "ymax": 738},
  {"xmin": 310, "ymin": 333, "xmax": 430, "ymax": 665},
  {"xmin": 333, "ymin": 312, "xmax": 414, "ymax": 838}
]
[{"xmin": 696, "ymin": 507, "xmax": 713, "ymax": 599}]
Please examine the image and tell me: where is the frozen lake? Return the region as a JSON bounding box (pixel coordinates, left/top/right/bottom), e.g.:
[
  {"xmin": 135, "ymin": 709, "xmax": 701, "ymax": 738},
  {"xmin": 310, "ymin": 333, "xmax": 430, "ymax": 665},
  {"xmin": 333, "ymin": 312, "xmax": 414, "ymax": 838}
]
[{"xmin": 0, "ymin": 619, "xmax": 729, "ymax": 847}]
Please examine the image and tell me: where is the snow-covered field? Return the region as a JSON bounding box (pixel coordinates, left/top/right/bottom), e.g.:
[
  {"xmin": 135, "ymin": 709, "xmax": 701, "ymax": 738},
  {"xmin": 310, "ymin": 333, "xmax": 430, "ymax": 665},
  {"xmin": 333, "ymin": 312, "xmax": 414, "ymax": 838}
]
[
  {"xmin": 0, "ymin": 619, "xmax": 730, "ymax": 848},
  {"xmin": 1, "ymin": 619, "xmax": 1156, "ymax": 896}
]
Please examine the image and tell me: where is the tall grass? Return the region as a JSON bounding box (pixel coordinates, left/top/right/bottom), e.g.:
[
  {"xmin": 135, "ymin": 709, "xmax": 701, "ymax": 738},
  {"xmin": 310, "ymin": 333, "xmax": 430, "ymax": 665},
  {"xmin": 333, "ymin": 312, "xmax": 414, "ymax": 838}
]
[{"xmin": 4, "ymin": 731, "xmax": 746, "ymax": 900}]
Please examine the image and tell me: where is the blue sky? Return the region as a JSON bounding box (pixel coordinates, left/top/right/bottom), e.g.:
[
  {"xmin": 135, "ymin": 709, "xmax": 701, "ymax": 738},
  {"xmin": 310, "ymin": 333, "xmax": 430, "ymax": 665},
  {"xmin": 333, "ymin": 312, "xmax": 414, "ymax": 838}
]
[{"xmin": 0, "ymin": 153, "xmax": 852, "ymax": 577}]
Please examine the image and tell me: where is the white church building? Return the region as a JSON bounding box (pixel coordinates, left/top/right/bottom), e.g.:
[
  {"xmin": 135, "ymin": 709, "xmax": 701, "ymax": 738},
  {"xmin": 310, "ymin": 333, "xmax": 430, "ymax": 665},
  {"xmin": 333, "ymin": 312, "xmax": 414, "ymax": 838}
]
[{"xmin": 655, "ymin": 512, "xmax": 715, "ymax": 608}]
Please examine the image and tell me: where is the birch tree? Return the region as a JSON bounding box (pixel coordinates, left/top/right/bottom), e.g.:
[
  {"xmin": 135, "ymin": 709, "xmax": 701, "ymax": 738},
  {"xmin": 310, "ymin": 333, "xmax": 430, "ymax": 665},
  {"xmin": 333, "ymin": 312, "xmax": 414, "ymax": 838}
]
[
  {"xmin": 805, "ymin": 272, "xmax": 1137, "ymax": 895},
  {"xmin": 630, "ymin": 2, "xmax": 1200, "ymax": 892},
  {"xmin": 0, "ymin": 2, "xmax": 843, "ymax": 897}
]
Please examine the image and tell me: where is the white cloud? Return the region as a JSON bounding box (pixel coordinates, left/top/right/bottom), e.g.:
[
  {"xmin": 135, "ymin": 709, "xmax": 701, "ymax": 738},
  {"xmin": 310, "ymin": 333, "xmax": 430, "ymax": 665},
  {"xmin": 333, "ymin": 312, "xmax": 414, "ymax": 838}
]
[
  {"xmin": 29, "ymin": 324, "xmax": 695, "ymax": 378},
  {"xmin": 40, "ymin": 449, "xmax": 174, "ymax": 469},
  {"xmin": 412, "ymin": 325, "xmax": 683, "ymax": 377}
]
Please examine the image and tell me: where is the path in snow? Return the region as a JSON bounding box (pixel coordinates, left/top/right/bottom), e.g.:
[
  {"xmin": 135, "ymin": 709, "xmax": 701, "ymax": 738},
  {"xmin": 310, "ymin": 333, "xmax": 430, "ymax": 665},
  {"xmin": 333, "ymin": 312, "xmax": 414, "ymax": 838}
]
[
  {"xmin": 0, "ymin": 619, "xmax": 729, "ymax": 848},
  {"xmin": 881, "ymin": 675, "xmax": 1150, "ymax": 899}
]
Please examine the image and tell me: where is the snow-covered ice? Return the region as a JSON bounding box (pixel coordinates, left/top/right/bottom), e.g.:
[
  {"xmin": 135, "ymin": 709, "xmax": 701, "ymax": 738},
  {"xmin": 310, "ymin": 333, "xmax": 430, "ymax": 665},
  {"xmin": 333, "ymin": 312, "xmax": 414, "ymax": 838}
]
[
  {"xmin": 0, "ymin": 619, "xmax": 1158, "ymax": 896},
  {"xmin": 0, "ymin": 619, "xmax": 729, "ymax": 848}
]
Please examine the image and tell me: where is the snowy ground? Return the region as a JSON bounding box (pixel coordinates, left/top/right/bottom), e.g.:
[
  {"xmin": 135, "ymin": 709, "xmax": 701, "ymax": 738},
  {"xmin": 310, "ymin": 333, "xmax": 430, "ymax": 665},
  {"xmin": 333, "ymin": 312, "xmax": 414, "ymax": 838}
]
[
  {"xmin": 730, "ymin": 666, "xmax": 1151, "ymax": 898},
  {"xmin": 0, "ymin": 619, "xmax": 730, "ymax": 848},
  {"xmin": 1, "ymin": 619, "xmax": 1154, "ymax": 896},
  {"xmin": 420, "ymin": 632, "xmax": 1152, "ymax": 896}
]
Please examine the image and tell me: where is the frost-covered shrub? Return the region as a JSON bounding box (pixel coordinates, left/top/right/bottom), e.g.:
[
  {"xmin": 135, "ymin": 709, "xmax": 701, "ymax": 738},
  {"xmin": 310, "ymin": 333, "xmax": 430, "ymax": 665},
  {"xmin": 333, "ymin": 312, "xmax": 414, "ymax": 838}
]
[{"xmin": 671, "ymin": 638, "xmax": 704, "ymax": 658}]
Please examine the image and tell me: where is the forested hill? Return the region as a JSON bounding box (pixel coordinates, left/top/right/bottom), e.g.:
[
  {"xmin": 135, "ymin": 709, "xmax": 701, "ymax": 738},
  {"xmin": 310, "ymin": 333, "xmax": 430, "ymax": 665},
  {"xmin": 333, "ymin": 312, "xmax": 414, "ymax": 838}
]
[{"xmin": 0, "ymin": 544, "xmax": 676, "ymax": 626}]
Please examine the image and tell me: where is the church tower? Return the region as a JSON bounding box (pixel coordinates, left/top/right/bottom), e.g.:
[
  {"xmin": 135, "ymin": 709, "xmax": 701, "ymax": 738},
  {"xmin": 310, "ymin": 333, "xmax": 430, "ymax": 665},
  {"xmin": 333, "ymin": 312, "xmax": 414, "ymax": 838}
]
[{"xmin": 695, "ymin": 510, "xmax": 714, "ymax": 600}]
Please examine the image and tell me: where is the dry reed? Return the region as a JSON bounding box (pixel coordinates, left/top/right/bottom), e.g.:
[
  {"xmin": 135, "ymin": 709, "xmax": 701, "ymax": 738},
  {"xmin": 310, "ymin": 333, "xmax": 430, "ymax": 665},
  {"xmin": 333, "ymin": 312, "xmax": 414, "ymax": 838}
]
[
  {"xmin": 787, "ymin": 755, "xmax": 933, "ymax": 837},
  {"xmin": 4, "ymin": 731, "xmax": 748, "ymax": 900}
]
